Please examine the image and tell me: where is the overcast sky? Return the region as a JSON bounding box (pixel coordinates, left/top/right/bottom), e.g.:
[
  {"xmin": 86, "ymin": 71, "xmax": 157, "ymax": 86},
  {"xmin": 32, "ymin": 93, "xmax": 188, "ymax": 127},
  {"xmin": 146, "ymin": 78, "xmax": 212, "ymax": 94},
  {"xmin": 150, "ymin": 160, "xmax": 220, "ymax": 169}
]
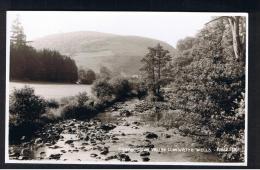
[{"xmin": 7, "ymin": 12, "xmax": 233, "ymax": 47}]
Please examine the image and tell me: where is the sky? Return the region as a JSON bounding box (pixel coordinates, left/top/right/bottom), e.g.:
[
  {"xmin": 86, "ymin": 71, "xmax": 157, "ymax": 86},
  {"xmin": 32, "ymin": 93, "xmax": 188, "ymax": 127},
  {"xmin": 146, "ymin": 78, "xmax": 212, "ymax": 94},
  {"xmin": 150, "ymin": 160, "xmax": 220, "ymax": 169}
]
[{"xmin": 7, "ymin": 12, "xmax": 221, "ymax": 47}]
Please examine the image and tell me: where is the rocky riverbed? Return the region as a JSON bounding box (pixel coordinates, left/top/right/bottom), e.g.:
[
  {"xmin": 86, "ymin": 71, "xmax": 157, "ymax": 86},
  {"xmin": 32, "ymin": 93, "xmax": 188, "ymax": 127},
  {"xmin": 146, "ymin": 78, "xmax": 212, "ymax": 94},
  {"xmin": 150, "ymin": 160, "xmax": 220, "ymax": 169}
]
[{"xmin": 9, "ymin": 99, "xmax": 222, "ymax": 163}]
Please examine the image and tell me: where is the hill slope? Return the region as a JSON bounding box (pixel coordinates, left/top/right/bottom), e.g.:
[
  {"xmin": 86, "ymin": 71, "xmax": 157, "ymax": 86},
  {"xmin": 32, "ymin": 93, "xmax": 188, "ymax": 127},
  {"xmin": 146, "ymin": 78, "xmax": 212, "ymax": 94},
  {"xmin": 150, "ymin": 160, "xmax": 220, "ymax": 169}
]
[{"xmin": 31, "ymin": 31, "xmax": 176, "ymax": 75}]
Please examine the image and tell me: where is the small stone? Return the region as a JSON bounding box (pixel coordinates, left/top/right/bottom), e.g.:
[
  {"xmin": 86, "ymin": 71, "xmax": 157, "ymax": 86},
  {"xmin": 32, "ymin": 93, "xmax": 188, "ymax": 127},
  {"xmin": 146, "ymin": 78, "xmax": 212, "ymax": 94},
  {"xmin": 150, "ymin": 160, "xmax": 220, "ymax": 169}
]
[
  {"xmin": 49, "ymin": 154, "xmax": 62, "ymax": 160},
  {"xmin": 82, "ymin": 142, "xmax": 89, "ymax": 146},
  {"xmin": 165, "ymin": 134, "xmax": 171, "ymax": 138},
  {"xmin": 34, "ymin": 138, "xmax": 42, "ymax": 144},
  {"xmin": 65, "ymin": 140, "xmax": 74, "ymax": 144},
  {"xmin": 140, "ymin": 151, "xmax": 150, "ymax": 157},
  {"xmin": 120, "ymin": 110, "xmax": 131, "ymax": 117},
  {"xmin": 112, "ymin": 137, "xmax": 119, "ymax": 140},
  {"xmin": 61, "ymin": 150, "xmax": 66, "ymax": 153},
  {"xmin": 105, "ymin": 155, "xmax": 117, "ymax": 161},
  {"xmin": 90, "ymin": 153, "xmax": 98, "ymax": 157},
  {"xmin": 100, "ymin": 123, "xmax": 116, "ymax": 131},
  {"xmin": 100, "ymin": 147, "xmax": 109, "ymax": 155},
  {"xmin": 142, "ymin": 157, "xmax": 150, "ymax": 162},
  {"xmin": 117, "ymin": 153, "xmax": 131, "ymax": 162},
  {"xmin": 144, "ymin": 132, "xmax": 158, "ymax": 139}
]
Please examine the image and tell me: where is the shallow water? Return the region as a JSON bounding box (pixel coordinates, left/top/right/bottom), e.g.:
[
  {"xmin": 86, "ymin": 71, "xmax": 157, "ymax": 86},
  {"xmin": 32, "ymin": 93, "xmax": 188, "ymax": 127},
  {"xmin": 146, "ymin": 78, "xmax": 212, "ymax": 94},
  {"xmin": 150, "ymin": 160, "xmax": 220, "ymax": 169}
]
[{"xmin": 9, "ymin": 99, "xmax": 222, "ymax": 163}]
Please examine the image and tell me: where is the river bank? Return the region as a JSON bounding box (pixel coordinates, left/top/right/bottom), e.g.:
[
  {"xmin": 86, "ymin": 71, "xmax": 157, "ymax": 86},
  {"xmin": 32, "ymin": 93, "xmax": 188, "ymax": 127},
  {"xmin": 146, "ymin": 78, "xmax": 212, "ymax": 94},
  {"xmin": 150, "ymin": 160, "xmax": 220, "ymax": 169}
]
[{"xmin": 9, "ymin": 98, "xmax": 222, "ymax": 163}]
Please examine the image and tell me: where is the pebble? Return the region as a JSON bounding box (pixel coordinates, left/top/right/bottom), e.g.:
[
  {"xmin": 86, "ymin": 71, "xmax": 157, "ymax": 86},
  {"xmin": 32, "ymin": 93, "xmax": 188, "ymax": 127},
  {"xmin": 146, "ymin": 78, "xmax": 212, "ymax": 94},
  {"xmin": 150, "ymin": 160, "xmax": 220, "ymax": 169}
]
[
  {"xmin": 142, "ymin": 157, "xmax": 150, "ymax": 162},
  {"xmin": 90, "ymin": 153, "xmax": 98, "ymax": 157},
  {"xmin": 140, "ymin": 151, "xmax": 150, "ymax": 157}
]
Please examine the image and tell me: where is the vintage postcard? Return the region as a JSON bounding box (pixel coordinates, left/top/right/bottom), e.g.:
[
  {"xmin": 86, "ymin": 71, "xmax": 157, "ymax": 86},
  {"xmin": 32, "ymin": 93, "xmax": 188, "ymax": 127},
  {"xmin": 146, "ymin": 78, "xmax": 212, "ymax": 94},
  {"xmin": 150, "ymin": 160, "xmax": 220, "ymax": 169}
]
[{"xmin": 5, "ymin": 11, "xmax": 248, "ymax": 166}]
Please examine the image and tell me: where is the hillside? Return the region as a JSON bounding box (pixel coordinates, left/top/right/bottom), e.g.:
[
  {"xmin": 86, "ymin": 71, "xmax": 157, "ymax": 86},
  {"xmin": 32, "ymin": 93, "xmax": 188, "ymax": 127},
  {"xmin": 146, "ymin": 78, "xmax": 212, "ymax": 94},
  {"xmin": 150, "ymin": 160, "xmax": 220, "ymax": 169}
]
[{"xmin": 31, "ymin": 31, "xmax": 176, "ymax": 75}]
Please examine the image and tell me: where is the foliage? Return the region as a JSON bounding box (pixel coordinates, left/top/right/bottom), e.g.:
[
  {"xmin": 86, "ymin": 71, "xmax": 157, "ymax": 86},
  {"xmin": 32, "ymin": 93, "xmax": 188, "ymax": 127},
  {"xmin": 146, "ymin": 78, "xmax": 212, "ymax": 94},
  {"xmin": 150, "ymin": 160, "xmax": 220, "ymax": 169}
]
[
  {"xmin": 129, "ymin": 78, "xmax": 148, "ymax": 99},
  {"xmin": 45, "ymin": 99, "xmax": 59, "ymax": 109},
  {"xmin": 10, "ymin": 17, "xmax": 78, "ymax": 83},
  {"xmin": 170, "ymin": 17, "xmax": 246, "ymax": 161},
  {"xmin": 140, "ymin": 43, "xmax": 172, "ymax": 99},
  {"xmin": 92, "ymin": 79, "xmax": 114, "ymax": 101},
  {"xmin": 10, "ymin": 15, "xmax": 27, "ymax": 48},
  {"xmin": 9, "ymin": 86, "xmax": 47, "ymax": 143},
  {"xmin": 60, "ymin": 92, "xmax": 97, "ymax": 119},
  {"xmin": 10, "ymin": 47, "xmax": 78, "ymax": 83},
  {"xmin": 109, "ymin": 77, "xmax": 131, "ymax": 99},
  {"xmin": 9, "ymin": 86, "xmax": 46, "ymax": 121},
  {"xmin": 78, "ymin": 68, "xmax": 96, "ymax": 84},
  {"xmin": 99, "ymin": 66, "xmax": 112, "ymax": 80}
]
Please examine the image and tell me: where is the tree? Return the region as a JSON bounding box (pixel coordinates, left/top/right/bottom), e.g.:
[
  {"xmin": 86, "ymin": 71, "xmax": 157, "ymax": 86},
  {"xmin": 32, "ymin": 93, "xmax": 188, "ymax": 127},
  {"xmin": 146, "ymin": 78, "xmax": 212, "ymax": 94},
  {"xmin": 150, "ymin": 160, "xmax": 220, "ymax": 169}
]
[
  {"xmin": 170, "ymin": 16, "xmax": 245, "ymax": 161},
  {"xmin": 99, "ymin": 66, "xmax": 112, "ymax": 80},
  {"xmin": 78, "ymin": 68, "xmax": 96, "ymax": 84},
  {"xmin": 206, "ymin": 16, "xmax": 246, "ymax": 61},
  {"xmin": 10, "ymin": 15, "xmax": 27, "ymax": 48},
  {"xmin": 140, "ymin": 44, "xmax": 172, "ymax": 98}
]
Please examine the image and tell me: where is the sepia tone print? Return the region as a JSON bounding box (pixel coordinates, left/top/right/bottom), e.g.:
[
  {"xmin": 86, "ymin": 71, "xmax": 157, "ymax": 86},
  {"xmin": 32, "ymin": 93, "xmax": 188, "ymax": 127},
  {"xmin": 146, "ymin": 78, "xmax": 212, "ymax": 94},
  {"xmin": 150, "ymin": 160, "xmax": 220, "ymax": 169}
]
[{"xmin": 6, "ymin": 12, "xmax": 247, "ymax": 165}]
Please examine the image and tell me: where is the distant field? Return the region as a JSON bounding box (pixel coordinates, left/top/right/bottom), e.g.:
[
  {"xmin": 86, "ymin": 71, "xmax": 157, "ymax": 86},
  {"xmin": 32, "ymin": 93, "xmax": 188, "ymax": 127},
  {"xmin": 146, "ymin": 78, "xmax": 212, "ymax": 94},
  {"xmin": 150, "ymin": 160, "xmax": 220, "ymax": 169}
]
[{"xmin": 9, "ymin": 82, "xmax": 92, "ymax": 100}]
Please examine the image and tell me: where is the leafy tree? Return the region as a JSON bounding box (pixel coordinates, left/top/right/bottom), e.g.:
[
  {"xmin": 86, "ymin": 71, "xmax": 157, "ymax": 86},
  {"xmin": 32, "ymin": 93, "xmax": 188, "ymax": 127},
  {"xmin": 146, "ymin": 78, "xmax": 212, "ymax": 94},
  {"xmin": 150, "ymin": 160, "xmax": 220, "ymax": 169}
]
[
  {"xmin": 78, "ymin": 68, "xmax": 96, "ymax": 84},
  {"xmin": 170, "ymin": 17, "xmax": 245, "ymax": 161},
  {"xmin": 206, "ymin": 16, "xmax": 246, "ymax": 62},
  {"xmin": 140, "ymin": 43, "xmax": 172, "ymax": 99}
]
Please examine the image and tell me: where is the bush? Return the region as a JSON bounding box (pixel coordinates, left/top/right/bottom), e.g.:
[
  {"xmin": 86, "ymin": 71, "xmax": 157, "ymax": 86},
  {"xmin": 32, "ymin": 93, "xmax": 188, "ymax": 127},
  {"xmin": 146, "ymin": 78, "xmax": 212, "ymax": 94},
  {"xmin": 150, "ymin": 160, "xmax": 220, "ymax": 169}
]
[
  {"xmin": 9, "ymin": 86, "xmax": 46, "ymax": 121},
  {"xmin": 76, "ymin": 92, "xmax": 89, "ymax": 106},
  {"xmin": 109, "ymin": 77, "xmax": 131, "ymax": 99},
  {"xmin": 213, "ymin": 93, "xmax": 245, "ymax": 162},
  {"xmin": 168, "ymin": 18, "xmax": 246, "ymax": 162},
  {"xmin": 60, "ymin": 92, "xmax": 97, "ymax": 120},
  {"xmin": 46, "ymin": 99, "xmax": 59, "ymax": 109},
  {"xmin": 41, "ymin": 108, "xmax": 63, "ymax": 122},
  {"xmin": 78, "ymin": 68, "xmax": 96, "ymax": 84},
  {"xmin": 92, "ymin": 79, "xmax": 115, "ymax": 102},
  {"xmin": 130, "ymin": 78, "xmax": 148, "ymax": 99},
  {"xmin": 9, "ymin": 86, "xmax": 47, "ymax": 144}
]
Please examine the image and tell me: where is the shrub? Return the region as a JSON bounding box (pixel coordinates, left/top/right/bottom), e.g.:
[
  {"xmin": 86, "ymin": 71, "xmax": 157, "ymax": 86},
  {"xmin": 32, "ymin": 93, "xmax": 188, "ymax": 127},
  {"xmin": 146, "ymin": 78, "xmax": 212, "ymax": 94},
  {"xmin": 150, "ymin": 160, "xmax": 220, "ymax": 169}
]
[
  {"xmin": 41, "ymin": 107, "xmax": 63, "ymax": 122},
  {"xmin": 78, "ymin": 68, "xmax": 96, "ymax": 84},
  {"xmin": 61, "ymin": 101, "xmax": 97, "ymax": 120},
  {"xmin": 109, "ymin": 77, "xmax": 131, "ymax": 99},
  {"xmin": 9, "ymin": 86, "xmax": 47, "ymax": 144},
  {"xmin": 60, "ymin": 92, "xmax": 97, "ymax": 120},
  {"xmin": 130, "ymin": 79, "xmax": 148, "ymax": 99},
  {"xmin": 92, "ymin": 79, "xmax": 114, "ymax": 101},
  {"xmin": 76, "ymin": 92, "xmax": 89, "ymax": 106},
  {"xmin": 9, "ymin": 86, "xmax": 46, "ymax": 121},
  {"xmin": 136, "ymin": 83, "xmax": 148, "ymax": 98},
  {"xmin": 46, "ymin": 99, "xmax": 59, "ymax": 109}
]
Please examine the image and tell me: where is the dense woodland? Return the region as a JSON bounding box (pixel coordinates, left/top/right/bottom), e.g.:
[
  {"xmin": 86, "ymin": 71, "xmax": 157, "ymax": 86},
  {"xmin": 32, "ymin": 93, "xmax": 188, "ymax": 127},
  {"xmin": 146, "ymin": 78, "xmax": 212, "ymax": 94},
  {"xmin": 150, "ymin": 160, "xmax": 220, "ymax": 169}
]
[
  {"xmin": 10, "ymin": 17, "xmax": 78, "ymax": 83},
  {"xmin": 9, "ymin": 16, "xmax": 246, "ymax": 162}
]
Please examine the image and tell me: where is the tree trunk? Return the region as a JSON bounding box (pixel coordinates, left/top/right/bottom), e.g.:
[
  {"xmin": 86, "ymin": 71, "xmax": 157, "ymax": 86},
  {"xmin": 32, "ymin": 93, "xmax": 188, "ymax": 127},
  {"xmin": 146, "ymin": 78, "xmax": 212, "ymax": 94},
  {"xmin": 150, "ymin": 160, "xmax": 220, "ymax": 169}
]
[
  {"xmin": 157, "ymin": 55, "xmax": 161, "ymax": 96},
  {"xmin": 228, "ymin": 16, "xmax": 243, "ymax": 61}
]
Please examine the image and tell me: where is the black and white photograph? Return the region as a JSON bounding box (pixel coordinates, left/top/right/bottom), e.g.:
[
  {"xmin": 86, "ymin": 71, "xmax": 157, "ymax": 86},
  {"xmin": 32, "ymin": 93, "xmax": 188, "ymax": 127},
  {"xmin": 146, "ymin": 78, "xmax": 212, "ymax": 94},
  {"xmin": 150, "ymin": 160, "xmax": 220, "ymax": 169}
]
[{"xmin": 5, "ymin": 11, "xmax": 248, "ymax": 165}]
